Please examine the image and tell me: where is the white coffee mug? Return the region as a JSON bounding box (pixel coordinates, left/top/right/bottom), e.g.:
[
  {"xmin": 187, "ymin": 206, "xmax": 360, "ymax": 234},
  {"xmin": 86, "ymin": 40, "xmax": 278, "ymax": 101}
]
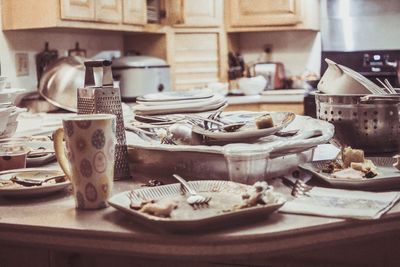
[{"xmin": 54, "ymin": 114, "xmax": 116, "ymax": 209}]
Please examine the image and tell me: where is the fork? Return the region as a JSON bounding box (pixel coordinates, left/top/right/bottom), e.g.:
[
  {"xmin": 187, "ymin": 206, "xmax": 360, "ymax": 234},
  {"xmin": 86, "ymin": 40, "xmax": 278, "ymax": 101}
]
[
  {"xmin": 290, "ymin": 179, "xmax": 313, "ymax": 197},
  {"xmin": 127, "ymin": 190, "xmax": 148, "ymax": 210},
  {"xmin": 172, "ymin": 174, "xmax": 211, "ymax": 209}
]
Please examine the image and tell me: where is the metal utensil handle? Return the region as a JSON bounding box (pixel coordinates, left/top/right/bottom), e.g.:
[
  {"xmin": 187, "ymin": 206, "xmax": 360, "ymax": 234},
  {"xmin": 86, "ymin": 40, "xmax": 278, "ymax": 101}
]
[
  {"xmin": 172, "ymin": 174, "xmax": 197, "ymax": 195},
  {"xmin": 360, "ymin": 94, "xmax": 400, "ymax": 103},
  {"xmin": 84, "ymin": 59, "xmax": 113, "ymax": 87}
]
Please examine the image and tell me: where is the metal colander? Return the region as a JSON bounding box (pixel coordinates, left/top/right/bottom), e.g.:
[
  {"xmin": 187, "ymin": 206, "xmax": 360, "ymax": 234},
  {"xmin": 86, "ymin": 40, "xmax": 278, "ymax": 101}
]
[{"xmin": 315, "ymin": 92, "xmax": 400, "ymax": 154}]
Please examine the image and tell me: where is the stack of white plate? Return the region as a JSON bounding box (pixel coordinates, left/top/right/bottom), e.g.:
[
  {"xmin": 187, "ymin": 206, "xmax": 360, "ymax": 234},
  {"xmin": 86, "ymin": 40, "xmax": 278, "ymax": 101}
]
[
  {"xmin": 133, "ymin": 89, "xmax": 227, "ymax": 115},
  {"xmin": 0, "ymin": 87, "xmax": 27, "ymax": 139}
]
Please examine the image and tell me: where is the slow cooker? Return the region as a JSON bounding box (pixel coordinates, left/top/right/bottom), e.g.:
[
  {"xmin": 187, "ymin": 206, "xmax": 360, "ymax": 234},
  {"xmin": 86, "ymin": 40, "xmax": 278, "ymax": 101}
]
[{"xmin": 112, "ymin": 56, "xmax": 171, "ymax": 101}]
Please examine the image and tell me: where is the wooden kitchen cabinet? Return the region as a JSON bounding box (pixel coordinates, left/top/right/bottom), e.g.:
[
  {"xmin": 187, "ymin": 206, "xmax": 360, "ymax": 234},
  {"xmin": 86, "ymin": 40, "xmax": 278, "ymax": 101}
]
[
  {"xmin": 226, "ymin": 0, "xmax": 319, "ymax": 31},
  {"xmin": 2, "ymin": 0, "xmax": 151, "ymax": 31},
  {"xmin": 61, "ymin": 0, "xmax": 123, "ymax": 24},
  {"xmin": 60, "ymin": 0, "xmax": 95, "ymax": 21},
  {"xmin": 229, "ymin": 0, "xmax": 301, "ymax": 27},
  {"xmin": 0, "ymin": 244, "xmax": 49, "ymax": 267},
  {"xmin": 165, "ymin": 0, "xmax": 223, "ymax": 27},
  {"xmin": 169, "ymin": 31, "xmax": 221, "ymax": 90},
  {"xmin": 122, "ymin": 0, "xmax": 147, "ymax": 25},
  {"xmin": 95, "ymin": 0, "xmax": 122, "ymax": 23}
]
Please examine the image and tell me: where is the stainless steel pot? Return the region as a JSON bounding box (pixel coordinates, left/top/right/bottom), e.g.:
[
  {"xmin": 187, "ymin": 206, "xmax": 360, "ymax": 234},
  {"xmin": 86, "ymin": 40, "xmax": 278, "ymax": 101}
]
[{"xmin": 38, "ymin": 56, "xmax": 86, "ymax": 112}]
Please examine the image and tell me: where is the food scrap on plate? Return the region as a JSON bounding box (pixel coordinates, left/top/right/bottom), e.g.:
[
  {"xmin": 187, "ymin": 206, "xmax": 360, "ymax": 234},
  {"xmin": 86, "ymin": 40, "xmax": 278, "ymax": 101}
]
[{"xmin": 321, "ymin": 147, "xmax": 378, "ymax": 179}]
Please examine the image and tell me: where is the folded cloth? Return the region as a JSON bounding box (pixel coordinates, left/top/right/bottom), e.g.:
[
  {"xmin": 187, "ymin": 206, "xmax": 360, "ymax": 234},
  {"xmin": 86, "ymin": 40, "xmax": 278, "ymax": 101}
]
[{"xmin": 280, "ymin": 186, "xmax": 400, "ymax": 220}]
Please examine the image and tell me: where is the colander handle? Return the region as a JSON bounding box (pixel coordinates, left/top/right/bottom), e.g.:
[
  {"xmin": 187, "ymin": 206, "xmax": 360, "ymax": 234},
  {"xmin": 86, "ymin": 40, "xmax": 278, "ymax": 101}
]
[
  {"xmin": 360, "ymin": 95, "xmax": 400, "ymax": 103},
  {"xmin": 84, "ymin": 59, "xmax": 114, "ymax": 87}
]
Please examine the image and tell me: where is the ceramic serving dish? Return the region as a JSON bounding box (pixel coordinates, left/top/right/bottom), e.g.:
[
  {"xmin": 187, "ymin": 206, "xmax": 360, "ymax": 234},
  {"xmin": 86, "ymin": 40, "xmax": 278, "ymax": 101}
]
[{"xmin": 127, "ymin": 113, "xmax": 334, "ymax": 184}]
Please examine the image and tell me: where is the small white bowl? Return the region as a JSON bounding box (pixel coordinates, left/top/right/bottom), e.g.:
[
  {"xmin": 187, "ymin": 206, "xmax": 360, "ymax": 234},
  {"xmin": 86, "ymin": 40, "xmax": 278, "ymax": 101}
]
[
  {"xmin": 0, "ymin": 107, "xmax": 13, "ymax": 134},
  {"xmin": 0, "ymin": 77, "xmax": 7, "ymax": 90},
  {"xmin": 0, "ymin": 88, "xmax": 26, "ymax": 104},
  {"xmin": 0, "ymin": 122, "xmax": 18, "ymax": 139},
  {"xmin": 238, "ymin": 76, "xmax": 267, "ymax": 95}
]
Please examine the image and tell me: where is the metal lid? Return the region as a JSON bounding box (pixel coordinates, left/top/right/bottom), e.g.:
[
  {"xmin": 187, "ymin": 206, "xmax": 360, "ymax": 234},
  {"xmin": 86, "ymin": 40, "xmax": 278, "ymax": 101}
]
[{"xmin": 112, "ymin": 56, "xmax": 168, "ymax": 68}]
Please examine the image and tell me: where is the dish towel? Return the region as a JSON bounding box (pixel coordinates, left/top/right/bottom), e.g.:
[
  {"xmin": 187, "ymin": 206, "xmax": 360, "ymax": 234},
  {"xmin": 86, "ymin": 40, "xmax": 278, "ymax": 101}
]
[{"xmin": 280, "ymin": 187, "xmax": 400, "ymax": 220}]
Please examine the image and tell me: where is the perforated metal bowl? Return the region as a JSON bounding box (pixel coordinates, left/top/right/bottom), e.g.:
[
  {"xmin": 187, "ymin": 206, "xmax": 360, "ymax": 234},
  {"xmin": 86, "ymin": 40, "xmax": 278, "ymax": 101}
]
[{"xmin": 314, "ymin": 92, "xmax": 400, "ymax": 154}]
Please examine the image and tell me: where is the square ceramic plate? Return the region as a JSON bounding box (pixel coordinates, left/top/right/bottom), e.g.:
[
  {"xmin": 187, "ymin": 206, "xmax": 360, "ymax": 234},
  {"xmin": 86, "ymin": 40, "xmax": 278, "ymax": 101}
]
[
  {"xmin": 299, "ymin": 157, "xmax": 400, "ymax": 190},
  {"xmin": 108, "ymin": 180, "xmax": 285, "ymax": 232},
  {"xmin": 0, "ymin": 168, "xmax": 70, "ymax": 197}
]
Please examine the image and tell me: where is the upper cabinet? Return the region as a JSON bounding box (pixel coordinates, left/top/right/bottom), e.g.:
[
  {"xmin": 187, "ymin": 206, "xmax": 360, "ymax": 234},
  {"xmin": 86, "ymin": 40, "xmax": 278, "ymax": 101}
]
[
  {"xmin": 229, "ymin": 0, "xmax": 300, "ymax": 26},
  {"xmin": 123, "ymin": 0, "xmax": 147, "ymax": 25},
  {"xmin": 165, "ymin": 0, "xmax": 223, "ymax": 27},
  {"xmin": 226, "ymin": 0, "xmax": 319, "ymax": 31},
  {"xmin": 60, "ymin": 0, "xmax": 95, "ymax": 21},
  {"xmin": 95, "ymin": 0, "xmax": 122, "ymax": 23},
  {"xmin": 2, "ymin": 0, "xmax": 150, "ymax": 31}
]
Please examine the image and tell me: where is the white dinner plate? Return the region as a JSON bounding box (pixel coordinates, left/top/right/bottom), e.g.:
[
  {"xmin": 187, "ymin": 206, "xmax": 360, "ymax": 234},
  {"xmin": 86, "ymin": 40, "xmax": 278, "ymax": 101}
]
[
  {"xmin": 108, "ymin": 180, "xmax": 285, "ymax": 232},
  {"xmin": 133, "ymin": 97, "xmax": 227, "ymax": 116},
  {"xmin": 299, "ymin": 157, "xmax": 400, "ymax": 190},
  {"xmin": 0, "ymin": 168, "xmax": 70, "ymax": 197},
  {"xmin": 137, "ymin": 89, "xmax": 214, "ymax": 102},
  {"xmin": 192, "ymin": 112, "xmax": 296, "ymax": 143}
]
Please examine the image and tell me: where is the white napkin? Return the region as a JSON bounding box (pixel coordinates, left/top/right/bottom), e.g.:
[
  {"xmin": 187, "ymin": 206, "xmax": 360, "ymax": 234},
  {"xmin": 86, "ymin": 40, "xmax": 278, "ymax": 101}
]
[{"xmin": 280, "ymin": 187, "xmax": 400, "ymax": 220}]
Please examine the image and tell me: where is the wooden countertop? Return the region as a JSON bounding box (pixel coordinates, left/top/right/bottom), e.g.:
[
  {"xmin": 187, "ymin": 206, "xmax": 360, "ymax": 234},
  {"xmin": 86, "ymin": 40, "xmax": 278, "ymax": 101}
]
[{"xmin": 1, "ymin": 176, "xmax": 400, "ymax": 262}]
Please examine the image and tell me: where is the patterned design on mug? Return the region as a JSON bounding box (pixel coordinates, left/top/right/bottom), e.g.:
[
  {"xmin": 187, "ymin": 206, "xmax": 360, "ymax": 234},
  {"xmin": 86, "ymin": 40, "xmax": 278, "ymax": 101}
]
[
  {"xmin": 101, "ymin": 183, "xmax": 108, "ymax": 194},
  {"xmin": 91, "ymin": 129, "xmax": 105, "ymax": 149},
  {"xmin": 93, "ymin": 151, "xmax": 107, "ymax": 173},
  {"xmin": 75, "ymin": 120, "xmax": 92, "ymax": 129},
  {"xmin": 64, "ymin": 121, "xmax": 74, "ymax": 137},
  {"xmin": 80, "ymin": 158, "xmax": 93, "ymax": 178},
  {"xmin": 76, "ymin": 136, "xmax": 87, "ymax": 152},
  {"xmin": 106, "ymin": 139, "xmax": 115, "ymax": 160},
  {"xmin": 76, "ymin": 191, "xmax": 85, "ymax": 209},
  {"xmin": 85, "ymin": 182, "xmax": 98, "ymax": 202}
]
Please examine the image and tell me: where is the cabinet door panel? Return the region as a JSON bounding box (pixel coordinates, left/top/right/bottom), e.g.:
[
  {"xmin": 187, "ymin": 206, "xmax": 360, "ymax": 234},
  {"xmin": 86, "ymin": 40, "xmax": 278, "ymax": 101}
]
[
  {"xmin": 60, "ymin": 0, "xmax": 95, "ymax": 21},
  {"xmin": 230, "ymin": 0, "xmax": 301, "ymax": 27},
  {"xmin": 95, "ymin": 0, "xmax": 122, "ymax": 23},
  {"xmin": 173, "ymin": 33, "xmax": 220, "ymax": 90},
  {"xmin": 181, "ymin": 0, "xmax": 222, "ymax": 26},
  {"xmin": 123, "ymin": 0, "xmax": 147, "ymax": 25}
]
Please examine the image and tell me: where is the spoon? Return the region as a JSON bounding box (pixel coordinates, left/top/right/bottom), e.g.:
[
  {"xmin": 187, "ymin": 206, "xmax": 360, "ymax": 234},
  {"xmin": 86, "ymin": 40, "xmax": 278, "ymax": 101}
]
[{"xmin": 10, "ymin": 174, "xmax": 66, "ymax": 187}]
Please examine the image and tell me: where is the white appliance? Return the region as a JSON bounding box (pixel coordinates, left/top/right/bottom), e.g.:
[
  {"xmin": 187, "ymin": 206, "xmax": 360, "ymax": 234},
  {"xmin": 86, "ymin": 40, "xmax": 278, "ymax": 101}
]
[{"xmin": 112, "ymin": 56, "xmax": 171, "ymax": 100}]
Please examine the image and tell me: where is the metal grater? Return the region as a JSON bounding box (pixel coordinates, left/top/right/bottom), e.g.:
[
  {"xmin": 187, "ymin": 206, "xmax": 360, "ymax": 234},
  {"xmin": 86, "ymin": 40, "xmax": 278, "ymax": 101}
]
[{"xmin": 77, "ymin": 60, "xmax": 130, "ymax": 180}]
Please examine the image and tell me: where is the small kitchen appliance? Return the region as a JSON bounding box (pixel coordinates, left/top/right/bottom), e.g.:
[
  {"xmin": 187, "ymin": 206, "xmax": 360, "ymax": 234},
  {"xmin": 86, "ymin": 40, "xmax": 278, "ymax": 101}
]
[
  {"xmin": 111, "ymin": 55, "xmax": 171, "ymax": 101},
  {"xmin": 253, "ymin": 62, "xmax": 285, "ymax": 89}
]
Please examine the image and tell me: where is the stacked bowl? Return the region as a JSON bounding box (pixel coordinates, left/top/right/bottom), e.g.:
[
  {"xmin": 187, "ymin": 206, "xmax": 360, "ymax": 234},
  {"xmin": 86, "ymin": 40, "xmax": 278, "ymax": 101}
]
[{"xmin": 0, "ymin": 79, "xmax": 26, "ymax": 139}]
